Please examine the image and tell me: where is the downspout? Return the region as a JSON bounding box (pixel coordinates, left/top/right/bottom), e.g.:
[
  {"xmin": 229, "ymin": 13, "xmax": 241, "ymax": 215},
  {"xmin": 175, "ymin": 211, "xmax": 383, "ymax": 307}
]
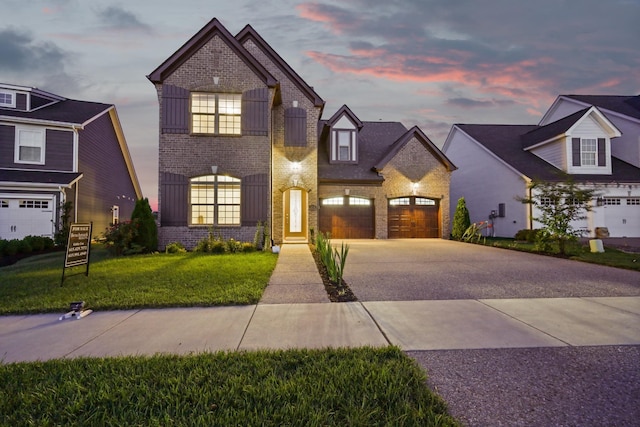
[
  {"xmin": 528, "ymin": 186, "xmax": 533, "ymax": 230},
  {"xmin": 270, "ymin": 104, "xmax": 274, "ymax": 247},
  {"xmin": 72, "ymin": 125, "xmax": 80, "ymax": 222}
]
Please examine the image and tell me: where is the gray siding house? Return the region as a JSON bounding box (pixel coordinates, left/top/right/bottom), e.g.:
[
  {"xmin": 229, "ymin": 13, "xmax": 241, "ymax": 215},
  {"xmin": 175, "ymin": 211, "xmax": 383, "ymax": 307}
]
[
  {"xmin": 0, "ymin": 83, "xmax": 142, "ymax": 240},
  {"xmin": 443, "ymin": 95, "xmax": 640, "ymax": 238},
  {"xmin": 148, "ymin": 18, "xmax": 455, "ymax": 249}
]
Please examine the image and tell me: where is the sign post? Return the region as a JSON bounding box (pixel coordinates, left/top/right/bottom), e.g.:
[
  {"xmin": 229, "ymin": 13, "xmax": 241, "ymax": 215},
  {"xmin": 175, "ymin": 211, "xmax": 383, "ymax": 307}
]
[{"xmin": 61, "ymin": 222, "xmax": 92, "ymax": 286}]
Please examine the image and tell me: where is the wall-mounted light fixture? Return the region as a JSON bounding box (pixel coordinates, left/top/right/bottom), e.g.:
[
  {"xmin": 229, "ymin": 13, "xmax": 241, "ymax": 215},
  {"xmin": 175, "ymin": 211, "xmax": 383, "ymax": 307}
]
[
  {"xmin": 292, "ymin": 161, "xmax": 300, "ymax": 171},
  {"xmin": 596, "ymin": 197, "xmax": 603, "ymax": 206},
  {"xmin": 411, "ymin": 182, "xmax": 419, "ymax": 195}
]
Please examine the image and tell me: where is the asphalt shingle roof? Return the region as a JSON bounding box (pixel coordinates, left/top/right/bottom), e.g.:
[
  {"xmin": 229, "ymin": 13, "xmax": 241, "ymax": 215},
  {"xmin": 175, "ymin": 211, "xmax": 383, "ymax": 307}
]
[
  {"xmin": 456, "ymin": 123, "xmax": 640, "ymax": 183},
  {"xmin": 0, "ymin": 99, "xmax": 111, "ymax": 125},
  {"xmin": 0, "ymin": 169, "xmax": 83, "ymax": 186},
  {"xmin": 564, "ymin": 95, "xmax": 640, "ymax": 120}
]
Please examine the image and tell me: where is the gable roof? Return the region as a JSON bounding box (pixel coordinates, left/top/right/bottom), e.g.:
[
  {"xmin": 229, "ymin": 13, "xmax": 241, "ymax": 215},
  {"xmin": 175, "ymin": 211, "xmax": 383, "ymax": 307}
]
[
  {"xmin": 147, "ymin": 18, "xmax": 277, "ymax": 87},
  {"xmin": 0, "ymin": 98, "xmax": 112, "ymax": 127},
  {"xmin": 235, "ymin": 25, "xmax": 324, "ymax": 109},
  {"xmin": 318, "ymin": 120, "xmax": 408, "ymax": 183},
  {"xmin": 522, "ymin": 106, "xmax": 620, "ymax": 149},
  {"xmin": 0, "ymin": 170, "xmax": 83, "ymax": 188},
  {"xmin": 325, "ymin": 105, "xmax": 363, "ymax": 129},
  {"xmin": 455, "ymin": 123, "xmax": 640, "ymax": 183},
  {"xmin": 564, "ymin": 95, "xmax": 640, "ymax": 120},
  {"xmin": 373, "ymin": 126, "xmax": 457, "ymax": 172}
]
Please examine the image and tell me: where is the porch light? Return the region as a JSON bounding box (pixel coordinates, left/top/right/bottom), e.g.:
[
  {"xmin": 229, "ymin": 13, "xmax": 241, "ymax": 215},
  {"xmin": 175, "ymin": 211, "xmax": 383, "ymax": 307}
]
[{"xmin": 292, "ymin": 161, "xmax": 300, "ymax": 171}]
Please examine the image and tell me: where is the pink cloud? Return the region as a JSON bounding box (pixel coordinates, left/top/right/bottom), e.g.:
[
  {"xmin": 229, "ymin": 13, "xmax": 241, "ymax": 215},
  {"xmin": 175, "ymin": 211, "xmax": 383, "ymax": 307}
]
[{"xmin": 296, "ymin": 3, "xmax": 347, "ymax": 34}]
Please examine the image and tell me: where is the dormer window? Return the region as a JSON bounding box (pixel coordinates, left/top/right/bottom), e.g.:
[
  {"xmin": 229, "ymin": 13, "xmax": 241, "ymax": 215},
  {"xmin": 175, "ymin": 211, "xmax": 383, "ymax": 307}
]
[
  {"xmin": 330, "ymin": 120, "xmax": 358, "ymax": 163},
  {"xmin": 571, "ymin": 137, "xmax": 606, "ymax": 169},
  {"xmin": 0, "ymin": 90, "xmax": 16, "ymax": 108},
  {"xmin": 580, "ymin": 138, "xmax": 597, "ymax": 166}
]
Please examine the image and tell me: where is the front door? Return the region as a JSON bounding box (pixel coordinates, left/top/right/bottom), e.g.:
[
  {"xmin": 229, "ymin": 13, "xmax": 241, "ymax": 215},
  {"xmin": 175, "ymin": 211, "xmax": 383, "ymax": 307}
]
[{"xmin": 284, "ymin": 188, "xmax": 307, "ymax": 241}]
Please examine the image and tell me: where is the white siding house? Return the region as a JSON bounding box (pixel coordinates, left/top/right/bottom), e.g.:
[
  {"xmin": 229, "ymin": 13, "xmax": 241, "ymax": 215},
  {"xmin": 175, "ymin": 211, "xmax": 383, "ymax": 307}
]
[{"xmin": 443, "ymin": 96, "xmax": 640, "ymax": 238}]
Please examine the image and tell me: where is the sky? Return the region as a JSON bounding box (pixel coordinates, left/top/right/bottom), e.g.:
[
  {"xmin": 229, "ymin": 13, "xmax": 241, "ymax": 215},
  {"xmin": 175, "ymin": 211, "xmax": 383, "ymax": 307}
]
[{"xmin": 2, "ymin": 0, "xmax": 639, "ymax": 210}]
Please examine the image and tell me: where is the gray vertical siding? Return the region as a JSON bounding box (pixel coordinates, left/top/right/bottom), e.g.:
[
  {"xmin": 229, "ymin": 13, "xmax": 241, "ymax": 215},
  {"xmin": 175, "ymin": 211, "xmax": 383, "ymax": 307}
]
[
  {"xmin": 284, "ymin": 107, "xmax": 307, "ymax": 146},
  {"xmin": 77, "ymin": 112, "xmax": 137, "ymax": 235},
  {"xmin": 572, "ymin": 138, "xmax": 581, "ymax": 166},
  {"xmin": 597, "ymin": 138, "xmax": 606, "ymax": 166},
  {"xmin": 15, "ymin": 93, "xmax": 27, "ymax": 111},
  {"xmin": 45, "ymin": 129, "xmax": 73, "ymax": 170},
  {"xmin": 0, "ymin": 125, "xmax": 14, "ymax": 167}
]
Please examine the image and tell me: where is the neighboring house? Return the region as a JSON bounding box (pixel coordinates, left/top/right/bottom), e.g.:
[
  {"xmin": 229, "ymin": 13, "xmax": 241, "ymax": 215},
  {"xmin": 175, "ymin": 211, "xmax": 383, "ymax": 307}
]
[
  {"xmin": 148, "ymin": 18, "xmax": 455, "ymax": 249},
  {"xmin": 443, "ymin": 95, "xmax": 640, "ymax": 238},
  {"xmin": 0, "ymin": 83, "xmax": 142, "ymax": 241}
]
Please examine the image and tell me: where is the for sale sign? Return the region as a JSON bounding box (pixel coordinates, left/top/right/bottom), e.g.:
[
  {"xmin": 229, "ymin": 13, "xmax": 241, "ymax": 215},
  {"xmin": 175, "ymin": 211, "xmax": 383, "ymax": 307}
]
[{"xmin": 61, "ymin": 223, "xmax": 92, "ymax": 286}]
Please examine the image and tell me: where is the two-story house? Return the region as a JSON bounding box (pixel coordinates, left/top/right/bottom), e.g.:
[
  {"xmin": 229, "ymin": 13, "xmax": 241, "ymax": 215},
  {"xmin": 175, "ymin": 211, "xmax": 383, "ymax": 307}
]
[
  {"xmin": 443, "ymin": 95, "xmax": 640, "ymax": 238},
  {"xmin": 148, "ymin": 18, "xmax": 456, "ymax": 249},
  {"xmin": 0, "ymin": 83, "xmax": 141, "ymax": 240}
]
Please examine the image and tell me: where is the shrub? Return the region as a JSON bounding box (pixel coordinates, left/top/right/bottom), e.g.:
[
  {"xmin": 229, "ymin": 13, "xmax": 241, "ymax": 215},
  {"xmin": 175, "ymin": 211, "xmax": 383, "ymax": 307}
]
[
  {"xmin": 23, "ymin": 235, "xmax": 45, "ymax": 252},
  {"xmin": 0, "ymin": 240, "xmax": 7, "ymax": 256},
  {"xmin": 211, "ymin": 240, "xmax": 226, "ymax": 254},
  {"xmin": 165, "ymin": 242, "xmax": 186, "ymax": 254},
  {"xmin": 5, "ymin": 239, "xmax": 21, "ymax": 256},
  {"xmin": 226, "ymin": 238, "xmax": 243, "ymax": 253},
  {"xmin": 130, "ymin": 198, "xmax": 158, "ymax": 253},
  {"xmin": 18, "ymin": 240, "xmax": 33, "ymax": 254},
  {"xmin": 103, "ymin": 221, "xmax": 138, "ymax": 256},
  {"xmin": 242, "ymin": 242, "xmax": 256, "ymax": 253},
  {"xmin": 451, "ymin": 197, "xmax": 471, "ymax": 240},
  {"xmin": 514, "ymin": 229, "xmax": 544, "ymax": 243}
]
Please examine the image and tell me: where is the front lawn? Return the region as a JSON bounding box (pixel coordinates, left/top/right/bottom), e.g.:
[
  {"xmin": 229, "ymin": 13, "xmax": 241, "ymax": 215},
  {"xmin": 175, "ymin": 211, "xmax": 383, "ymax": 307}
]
[
  {"xmin": 0, "ymin": 346, "xmax": 458, "ymax": 426},
  {"xmin": 0, "ymin": 246, "xmax": 278, "ymax": 314},
  {"xmin": 476, "ymin": 238, "xmax": 640, "ymax": 271}
]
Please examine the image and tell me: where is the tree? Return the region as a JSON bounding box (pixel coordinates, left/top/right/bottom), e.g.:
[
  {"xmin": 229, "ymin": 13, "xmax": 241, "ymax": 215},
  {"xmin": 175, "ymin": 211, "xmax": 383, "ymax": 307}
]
[
  {"xmin": 451, "ymin": 197, "xmax": 471, "ymax": 240},
  {"xmin": 131, "ymin": 198, "xmax": 158, "ymax": 253},
  {"xmin": 519, "ymin": 178, "xmax": 596, "ymax": 255}
]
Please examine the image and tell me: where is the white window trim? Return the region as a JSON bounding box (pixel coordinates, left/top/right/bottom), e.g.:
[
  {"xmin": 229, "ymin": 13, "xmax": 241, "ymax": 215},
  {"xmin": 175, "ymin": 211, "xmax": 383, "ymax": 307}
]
[
  {"xmin": 189, "ymin": 175, "xmax": 241, "ymax": 226},
  {"xmin": 330, "ymin": 128, "xmax": 357, "ymax": 163},
  {"xmin": 566, "ymin": 136, "xmax": 611, "ymax": 175},
  {"xmin": 0, "ymin": 89, "xmax": 16, "ymax": 108},
  {"xmin": 14, "ymin": 125, "xmax": 46, "ymax": 165}
]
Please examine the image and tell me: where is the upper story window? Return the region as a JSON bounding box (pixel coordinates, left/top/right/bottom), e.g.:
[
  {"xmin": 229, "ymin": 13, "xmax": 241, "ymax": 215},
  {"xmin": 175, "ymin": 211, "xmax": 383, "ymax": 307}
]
[
  {"xmin": 191, "ymin": 93, "xmax": 241, "ymax": 135},
  {"xmin": 15, "ymin": 126, "xmax": 45, "ymax": 165},
  {"xmin": 331, "ymin": 129, "xmax": 357, "ymax": 163},
  {"xmin": 580, "ymin": 138, "xmax": 597, "ymax": 166},
  {"xmin": 190, "ymin": 175, "xmax": 241, "ymax": 226},
  {"xmin": 0, "ymin": 90, "xmax": 16, "ymax": 108}
]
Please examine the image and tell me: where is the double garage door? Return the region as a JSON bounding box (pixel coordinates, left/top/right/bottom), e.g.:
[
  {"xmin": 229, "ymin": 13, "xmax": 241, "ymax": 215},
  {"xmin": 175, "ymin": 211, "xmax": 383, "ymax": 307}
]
[
  {"xmin": 0, "ymin": 196, "xmax": 55, "ymax": 240},
  {"xmin": 319, "ymin": 196, "xmax": 440, "ymax": 239}
]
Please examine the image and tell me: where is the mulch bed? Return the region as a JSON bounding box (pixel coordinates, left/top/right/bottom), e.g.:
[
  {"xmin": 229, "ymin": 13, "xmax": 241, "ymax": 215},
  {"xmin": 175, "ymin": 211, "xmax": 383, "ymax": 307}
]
[{"xmin": 309, "ymin": 245, "xmax": 358, "ymax": 302}]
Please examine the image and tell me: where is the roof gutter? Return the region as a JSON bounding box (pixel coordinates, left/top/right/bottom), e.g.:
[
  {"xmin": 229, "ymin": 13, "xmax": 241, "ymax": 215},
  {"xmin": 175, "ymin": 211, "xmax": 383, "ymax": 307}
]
[{"xmin": 0, "ymin": 115, "xmax": 83, "ymax": 129}]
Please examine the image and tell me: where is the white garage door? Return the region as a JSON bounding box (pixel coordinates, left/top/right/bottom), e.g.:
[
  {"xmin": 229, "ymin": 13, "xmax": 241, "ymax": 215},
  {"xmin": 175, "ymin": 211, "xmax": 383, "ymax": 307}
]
[
  {"xmin": 601, "ymin": 197, "xmax": 640, "ymax": 237},
  {"xmin": 0, "ymin": 196, "xmax": 55, "ymax": 240}
]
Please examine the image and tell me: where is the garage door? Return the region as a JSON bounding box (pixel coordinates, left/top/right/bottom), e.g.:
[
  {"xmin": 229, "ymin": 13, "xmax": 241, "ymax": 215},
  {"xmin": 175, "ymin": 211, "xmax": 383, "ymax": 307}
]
[
  {"xmin": 0, "ymin": 196, "xmax": 55, "ymax": 240},
  {"xmin": 388, "ymin": 197, "xmax": 439, "ymax": 238},
  {"xmin": 319, "ymin": 196, "xmax": 374, "ymax": 239}
]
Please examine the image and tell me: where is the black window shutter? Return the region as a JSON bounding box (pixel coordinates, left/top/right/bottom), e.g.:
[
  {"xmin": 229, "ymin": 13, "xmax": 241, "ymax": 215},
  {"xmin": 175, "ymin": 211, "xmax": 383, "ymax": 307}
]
[
  {"xmin": 242, "ymin": 88, "xmax": 268, "ymax": 136},
  {"xmin": 572, "ymin": 138, "xmax": 581, "ymax": 166},
  {"xmin": 162, "ymin": 85, "xmax": 189, "ymax": 134},
  {"xmin": 160, "ymin": 172, "xmax": 188, "ymax": 226},
  {"xmin": 241, "ymin": 173, "xmax": 268, "ymax": 226},
  {"xmin": 284, "ymin": 107, "xmax": 307, "ymax": 146},
  {"xmin": 597, "ymin": 138, "xmax": 606, "ymax": 166}
]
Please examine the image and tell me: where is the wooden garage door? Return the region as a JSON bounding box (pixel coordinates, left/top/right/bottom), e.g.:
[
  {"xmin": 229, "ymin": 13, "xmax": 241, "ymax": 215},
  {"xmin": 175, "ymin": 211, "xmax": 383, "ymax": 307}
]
[
  {"xmin": 319, "ymin": 196, "xmax": 374, "ymax": 239},
  {"xmin": 388, "ymin": 197, "xmax": 439, "ymax": 238}
]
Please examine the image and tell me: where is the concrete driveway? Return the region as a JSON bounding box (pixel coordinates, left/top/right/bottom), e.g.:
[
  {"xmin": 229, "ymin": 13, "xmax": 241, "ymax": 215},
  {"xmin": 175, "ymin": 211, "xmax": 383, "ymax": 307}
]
[{"xmin": 341, "ymin": 239, "xmax": 640, "ymax": 301}]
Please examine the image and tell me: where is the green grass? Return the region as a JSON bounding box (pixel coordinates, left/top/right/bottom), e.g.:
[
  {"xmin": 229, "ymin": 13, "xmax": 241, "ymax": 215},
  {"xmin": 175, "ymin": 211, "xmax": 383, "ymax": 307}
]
[
  {"xmin": 0, "ymin": 347, "xmax": 458, "ymax": 426},
  {"xmin": 478, "ymin": 238, "xmax": 640, "ymax": 271},
  {"xmin": 0, "ymin": 246, "xmax": 278, "ymax": 314}
]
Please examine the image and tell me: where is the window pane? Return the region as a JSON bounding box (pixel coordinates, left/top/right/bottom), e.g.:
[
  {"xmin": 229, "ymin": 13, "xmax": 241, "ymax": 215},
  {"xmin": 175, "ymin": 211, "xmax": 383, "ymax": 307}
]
[
  {"xmin": 219, "ymin": 115, "xmax": 241, "ymax": 135},
  {"xmin": 349, "ymin": 197, "xmax": 370, "ymax": 206},
  {"xmin": 581, "ymin": 138, "xmax": 597, "ymax": 166},
  {"xmin": 415, "ymin": 198, "xmax": 436, "ymax": 205},
  {"xmin": 389, "ymin": 198, "xmax": 410, "ymax": 206},
  {"xmin": 217, "ymin": 184, "xmax": 240, "ymax": 204},
  {"xmin": 192, "ymin": 114, "xmax": 215, "ymax": 134},
  {"xmin": 218, "ymin": 94, "xmax": 241, "ymax": 114},
  {"xmin": 322, "ymin": 197, "xmax": 344, "ymax": 205},
  {"xmin": 218, "ymin": 205, "xmax": 240, "ymax": 225},
  {"xmin": 20, "ymin": 146, "xmax": 41, "ymax": 162},
  {"xmin": 191, "ymin": 205, "xmax": 214, "ymax": 224},
  {"xmin": 191, "ymin": 93, "xmax": 215, "ymax": 113}
]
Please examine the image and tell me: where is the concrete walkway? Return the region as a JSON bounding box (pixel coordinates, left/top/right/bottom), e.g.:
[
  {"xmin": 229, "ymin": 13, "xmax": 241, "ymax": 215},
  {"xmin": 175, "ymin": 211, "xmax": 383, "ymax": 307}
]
[{"xmin": 1, "ymin": 244, "xmax": 639, "ymax": 364}]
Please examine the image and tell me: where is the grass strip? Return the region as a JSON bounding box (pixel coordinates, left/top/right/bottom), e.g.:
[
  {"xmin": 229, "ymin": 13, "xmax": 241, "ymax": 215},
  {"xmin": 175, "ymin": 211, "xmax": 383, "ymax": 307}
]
[
  {"xmin": 0, "ymin": 248, "xmax": 278, "ymax": 314},
  {"xmin": 0, "ymin": 347, "xmax": 458, "ymax": 426}
]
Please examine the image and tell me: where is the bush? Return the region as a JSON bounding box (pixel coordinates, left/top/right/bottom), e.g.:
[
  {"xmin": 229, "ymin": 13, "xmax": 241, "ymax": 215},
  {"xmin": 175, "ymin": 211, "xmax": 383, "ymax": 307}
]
[
  {"xmin": 514, "ymin": 229, "xmax": 543, "ymax": 243},
  {"xmin": 451, "ymin": 197, "xmax": 471, "ymax": 240},
  {"xmin": 0, "ymin": 240, "xmax": 7, "ymax": 256},
  {"xmin": 55, "ymin": 201, "xmax": 73, "ymax": 247},
  {"xmin": 242, "ymin": 242, "xmax": 256, "ymax": 253},
  {"xmin": 226, "ymin": 238, "xmax": 243, "ymax": 253},
  {"xmin": 103, "ymin": 221, "xmax": 139, "ymax": 256},
  {"xmin": 5, "ymin": 239, "xmax": 21, "ymax": 256},
  {"xmin": 165, "ymin": 242, "xmax": 187, "ymax": 254},
  {"xmin": 130, "ymin": 198, "xmax": 158, "ymax": 253},
  {"xmin": 23, "ymin": 235, "xmax": 45, "ymax": 252}
]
